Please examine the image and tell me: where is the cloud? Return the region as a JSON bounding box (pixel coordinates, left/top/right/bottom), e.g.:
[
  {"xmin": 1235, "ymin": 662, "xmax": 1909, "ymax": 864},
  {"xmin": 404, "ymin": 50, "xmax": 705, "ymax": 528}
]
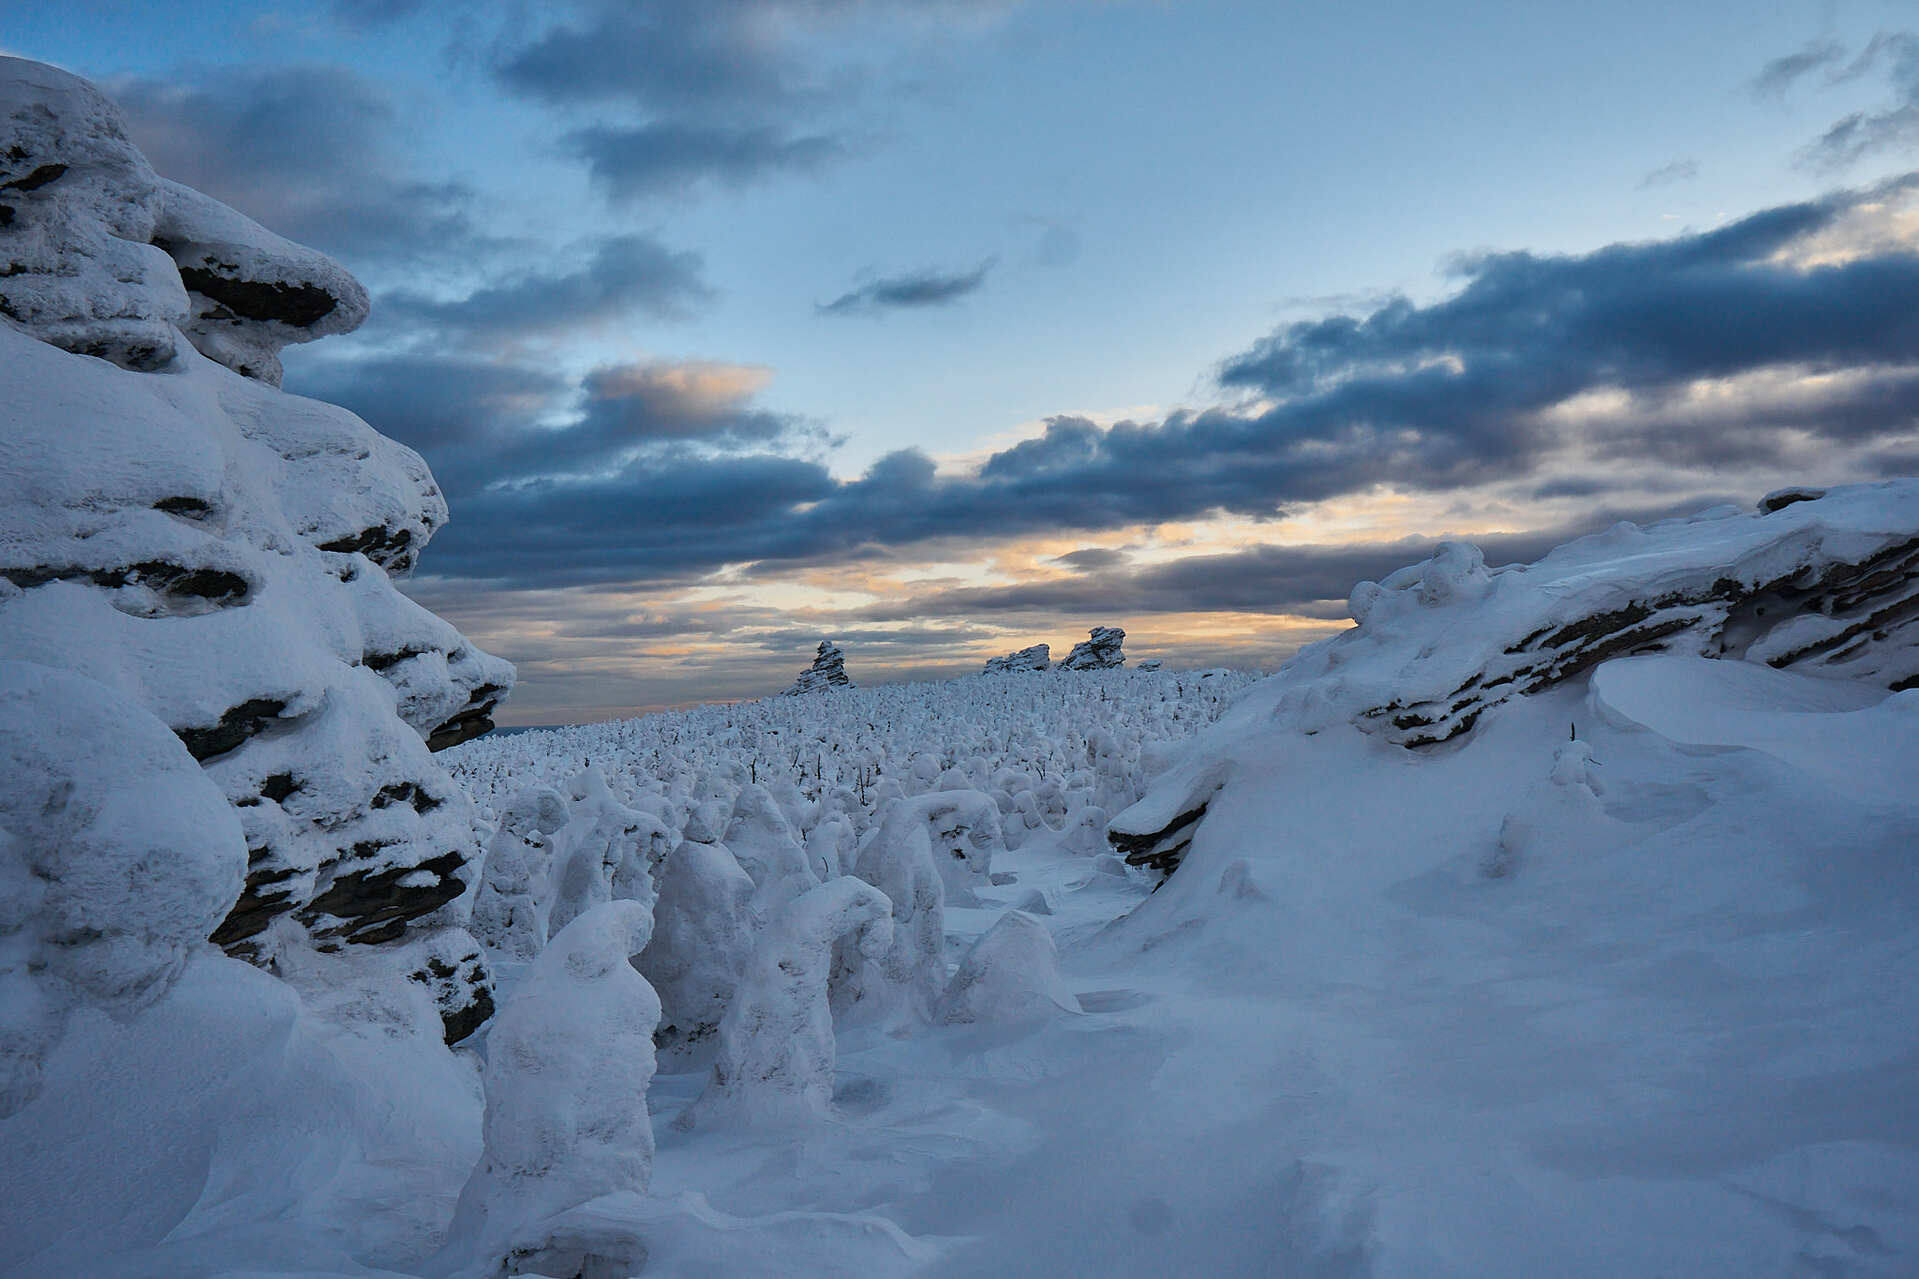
[
  {"xmin": 377, "ymin": 235, "xmax": 712, "ymax": 341},
  {"xmin": 495, "ymin": 0, "xmax": 838, "ymax": 113},
  {"xmin": 1636, "ymin": 158, "xmax": 1700, "ymax": 189},
  {"xmin": 1787, "ymin": 32, "xmax": 1919, "ymax": 168},
  {"xmin": 568, "ymin": 121, "xmax": 846, "ymax": 201},
  {"xmin": 849, "ymin": 499, "xmax": 1734, "ymax": 624},
  {"xmin": 317, "ymin": 178, "xmax": 1919, "ymax": 594},
  {"xmin": 106, "ymin": 65, "xmax": 484, "ymax": 265},
  {"xmin": 818, "ymin": 260, "xmax": 994, "ymax": 315},
  {"xmin": 1051, "ymin": 547, "xmax": 1131, "ymax": 572},
  {"xmin": 1750, "ymin": 38, "xmax": 1847, "ymax": 98}
]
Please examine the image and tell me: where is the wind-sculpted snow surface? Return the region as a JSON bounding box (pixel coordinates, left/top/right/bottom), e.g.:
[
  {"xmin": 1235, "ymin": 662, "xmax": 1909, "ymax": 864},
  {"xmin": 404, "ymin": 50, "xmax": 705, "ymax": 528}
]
[{"xmin": 0, "ymin": 59, "xmax": 512, "ymax": 1040}]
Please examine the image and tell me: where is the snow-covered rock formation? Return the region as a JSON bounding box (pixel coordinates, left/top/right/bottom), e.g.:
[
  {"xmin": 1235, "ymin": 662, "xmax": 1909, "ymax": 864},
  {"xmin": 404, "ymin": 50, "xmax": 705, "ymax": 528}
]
[
  {"xmin": 1058, "ymin": 626, "xmax": 1126, "ymax": 671},
  {"xmin": 1112, "ymin": 481, "xmax": 1919, "ymax": 876},
  {"xmin": 783, "ymin": 640, "xmax": 851, "ymax": 695},
  {"xmin": 983, "ymin": 643, "xmax": 1051, "ymax": 674},
  {"xmin": 0, "ymin": 58, "xmax": 512, "ymax": 1036}
]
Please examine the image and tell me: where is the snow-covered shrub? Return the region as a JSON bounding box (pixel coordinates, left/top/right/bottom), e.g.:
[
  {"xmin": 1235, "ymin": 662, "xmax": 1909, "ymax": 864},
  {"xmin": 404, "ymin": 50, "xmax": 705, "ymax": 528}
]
[
  {"xmin": 470, "ymin": 785, "xmax": 569, "ymax": 960},
  {"xmin": 435, "ymin": 900, "xmax": 659, "ymax": 1278},
  {"xmin": 836, "ymin": 811, "xmax": 948, "ymax": 1024},
  {"xmin": 637, "ymin": 837, "xmax": 758, "ymax": 1054},
  {"xmin": 868, "ymin": 790, "xmax": 1004, "ymax": 904},
  {"xmin": 725, "ymin": 782, "xmax": 819, "ymax": 914},
  {"xmin": 679, "ymin": 877, "xmax": 893, "ymax": 1129}
]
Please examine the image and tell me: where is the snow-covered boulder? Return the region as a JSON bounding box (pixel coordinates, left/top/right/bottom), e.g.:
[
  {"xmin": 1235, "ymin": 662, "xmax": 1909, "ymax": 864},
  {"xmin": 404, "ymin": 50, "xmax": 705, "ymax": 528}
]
[
  {"xmin": 1113, "ymin": 481, "xmax": 1919, "ymax": 877},
  {"xmin": 0, "ymin": 661, "xmax": 245, "ymax": 1116},
  {"xmin": 1058, "ymin": 626, "xmax": 1126, "ymax": 671},
  {"xmin": 935, "ymin": 910, "xmax": 1076, "ymax": 1024},
  {"xmin": 434, "ymin": 900, "xmax": 658, "ymax": 1279},
  {"xmin": 983, "ymin": 643, "xmax": 1051, "ymax": 674},
  {"xmin": 0, "ymin": 57, "xmax": 513, "ymax": 1037},
  {"xmin": 783, "ymin": 639, "xmax": 851, "ymax": 695},
  {"xmin": 679, "ymin": 877, "xmax": 893, "ymax": 1129}
]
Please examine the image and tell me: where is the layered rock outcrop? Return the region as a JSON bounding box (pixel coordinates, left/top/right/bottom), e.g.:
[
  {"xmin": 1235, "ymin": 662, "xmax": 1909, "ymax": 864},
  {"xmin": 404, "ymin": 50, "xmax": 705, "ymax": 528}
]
[
  {"xmin": 1111, "ymin": 482, "xmax": 1919, "ymax": 877},
  {"xmin": 0, "ymin": 59, "xmax": 512, "ymax": 1034},
  {"xmin": 1058, "ymin": 626, "xmax": 1126, "ymax": 671},
  {"xmin": 983, "ymin": 643, "xmax": 1050, "ymax": 674},
  {"xmin": 783, "ymin": 640, "xmax": 851, "ymax": 695}
]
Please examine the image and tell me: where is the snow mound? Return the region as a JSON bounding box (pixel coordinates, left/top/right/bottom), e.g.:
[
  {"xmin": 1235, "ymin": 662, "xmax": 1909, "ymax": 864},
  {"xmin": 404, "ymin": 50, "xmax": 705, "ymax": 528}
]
[
  {"xmin": 934, "ymin": 909, "xmax": 1076, "ymax": 1024},
  {"xmin": 0, "ymin": 660, "xmax": 245, "ymax": 1117}
]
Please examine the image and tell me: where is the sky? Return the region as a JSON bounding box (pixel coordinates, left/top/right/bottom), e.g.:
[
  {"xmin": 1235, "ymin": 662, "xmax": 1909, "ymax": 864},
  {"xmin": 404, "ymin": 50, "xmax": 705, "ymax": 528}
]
[{"xmin": 6, "ymin": 0, "xmax": 1919, "ymax": 723}]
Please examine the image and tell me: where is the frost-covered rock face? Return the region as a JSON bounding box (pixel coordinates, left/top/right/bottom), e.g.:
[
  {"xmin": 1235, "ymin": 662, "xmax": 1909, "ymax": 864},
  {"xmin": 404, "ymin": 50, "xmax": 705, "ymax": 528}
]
[
  {"xmin": 0, "ymin": 58, "xmax": 513, "ymax": 1035},
  {"xmin": 783, "ymin": 639, "xmax": 851, "ymax": 695},
  {"xmin": 0, "ymin": 57, "xmax": 368, "ymax": 385},
  {"xmin": 1057, "ymin": 626, "xmax": 1126, "ymax": 671},
  {"xmin": 983, "ymin": 643, "xmax": 1051, "ymax": 674},
  {"xmin": 1113, "ymin": 481, "xmax": 1919, "ymax": 877}
]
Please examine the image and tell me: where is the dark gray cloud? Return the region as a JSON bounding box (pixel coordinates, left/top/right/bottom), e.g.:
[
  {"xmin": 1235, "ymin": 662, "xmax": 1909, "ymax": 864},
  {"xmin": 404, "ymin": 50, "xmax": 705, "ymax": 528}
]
[
  {"xmin": 1052, "ymin": 547, "xmax": 1131, "ymax": 572},
  {"xmin": 377, "ymin": 235, "xmax": 711, "ymax": 339},
  {"xmin": 496, "ymin": 0, "xmax": 838, "ymax": 113},
  {"xmin": 316, "ymin": 178, "xmax": 1919, "ymax": 593},
  {"xmin": 107, "ymin": 65, "xmax": 484, "ymax": 264},
  {"xmin": 569, "ymin": 121, "xmax": 846, "ymax": 201},
  {"xmin": 818, "ymin": 261, "xmax": 994, "ymax": 315}
]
